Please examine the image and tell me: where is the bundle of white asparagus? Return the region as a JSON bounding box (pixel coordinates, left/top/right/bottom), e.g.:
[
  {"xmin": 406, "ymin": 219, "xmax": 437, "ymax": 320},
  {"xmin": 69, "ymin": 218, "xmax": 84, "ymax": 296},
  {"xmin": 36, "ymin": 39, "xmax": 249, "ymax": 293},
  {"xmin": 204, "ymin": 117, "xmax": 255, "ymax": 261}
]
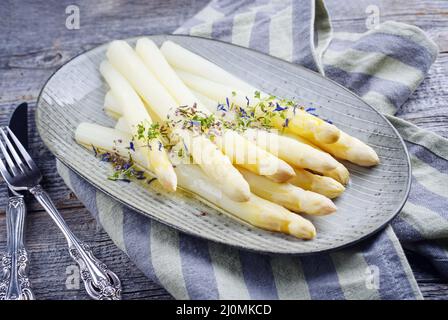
[{"xmin": 75, "ymin": 38, "xmax": 379, "ymax": 240}]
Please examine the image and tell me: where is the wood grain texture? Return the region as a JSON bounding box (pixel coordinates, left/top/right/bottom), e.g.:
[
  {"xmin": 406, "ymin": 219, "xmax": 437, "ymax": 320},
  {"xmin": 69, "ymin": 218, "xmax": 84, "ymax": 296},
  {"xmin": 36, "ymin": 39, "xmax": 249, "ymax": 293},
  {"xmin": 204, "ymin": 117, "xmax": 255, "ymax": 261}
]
[{"xmin": 0, "ymin": 0, "xmax": 447, "ymax": 299}]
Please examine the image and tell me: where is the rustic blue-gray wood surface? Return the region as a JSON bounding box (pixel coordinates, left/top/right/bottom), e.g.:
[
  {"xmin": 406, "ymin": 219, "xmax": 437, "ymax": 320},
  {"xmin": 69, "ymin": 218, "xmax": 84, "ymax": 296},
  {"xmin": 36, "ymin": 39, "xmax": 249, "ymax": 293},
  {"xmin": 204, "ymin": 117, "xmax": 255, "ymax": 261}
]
[{"xmin": 0, "ymin": 0, "xmax": 447, "ymax": 299}]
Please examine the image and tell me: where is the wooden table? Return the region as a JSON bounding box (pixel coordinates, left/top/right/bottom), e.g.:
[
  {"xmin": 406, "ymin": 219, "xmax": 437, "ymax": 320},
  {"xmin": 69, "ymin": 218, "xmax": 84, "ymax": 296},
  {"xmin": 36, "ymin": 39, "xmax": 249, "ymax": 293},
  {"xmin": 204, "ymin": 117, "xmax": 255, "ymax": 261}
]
[{"xmin": 1, "ymin": 0, "xmax": 447, "ymax": 300}]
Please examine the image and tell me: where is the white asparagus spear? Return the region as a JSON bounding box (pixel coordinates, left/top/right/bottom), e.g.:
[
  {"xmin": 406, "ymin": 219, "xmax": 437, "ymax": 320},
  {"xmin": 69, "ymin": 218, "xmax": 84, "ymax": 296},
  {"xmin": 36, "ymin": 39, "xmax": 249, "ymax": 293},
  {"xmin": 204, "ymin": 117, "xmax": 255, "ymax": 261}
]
[
  {"xmin": 134, "ymin": 38, "xmax": 294, "ymax": 182},
  {"xmin": 105, "ymin": 88, "xmax": 215, "ymax": 120},
  {"xmin": 115, "ymin": 116, "xmax": 251, "ymax": 202},
  {"xmin": 285, "ymin": 134, "xmax": 350, "ymax": 185},
  {"xmin": 99, "ymin": 61, "xmax": 177, "ymax": 192},
  {"xmin": 156, "ymin": 78, "xmax": 338, "ymax": 175},
  {"xmin": 76, "ymin": 123, "xmax": 135, "ymax": 160},
  {"xmin": 174, "ymin": 66, "xmax": 378, "ymax": 166},
  {"xmin": 111, "ymin": 107, "xmax": 294, "ymax": 182},
  {"xmin": 312, "ymin": 131, "xmax": 380, "ymax": 167},
  {"xmin": 107, "ymin": 40, "xmax": 176, "ymax": 120},
  {"xmin": 113, "ymin": 120, "xmax": 326, "ymax": 216},
  {"xmin": 136, "ymin": 38, "xmax": 203, "ymax": 109},
  {"xmin": 277, "ymin": 113, "xmax": 374, "ymax": 170},
  {"xmin": 191, "ymin": 90, "xmax": 219, "ymax": 112},
  {"xmin": 175, "ymin": 68, "xmax": 341, "ymax": 144},
  {"xmin": 190, "ymin": 93, "xmax": 342, "ymax": 177},
  {"xmin": 104, "ymin": 90, "xmax": 121, "ymax": 119},
  {"xmin": 107, "ymin": 85, "xmax": 338, "ymax": 185},
  {"xmin": 243, "ymin": 129, "xmax": 339, "ymax": 175},
  {"xmin": 176, "ymin": 65, "xmax": 352, "ymax": 180},
  {"xmin": 215, "ymin": 129, "xmax": 295, "ymax": 182},
  {"xmin": 109, "ymin": 96, "xmax": 293, "ymax": 182},
  {"xmin": 325, "ymin": 166, "xmax": 350, "ymax": 186},
  {"xmin": 174, "ymin": 68, "xmax": 341, "ymax": 145},
  {"xmin": 104, "ymin": 90, "xmax": 163, "ymax": 125},
  {"xmin": 176, "ymin": 165, "xmax": 316, "ymax": 239},
  {"xmin": 186, "ymin": 92, "xmax": 343, "ymax": 179},
  {"xmin": 75, "ymin": 123, "xmax": 316, "ymax": 239},
  {"xmin": 162, "ymin": 42, "xmax": 340, "ymax": 144},
  {"xmin": 175, "ymin": 69, "xmax": 248, "ymax": 107},
  {"xmin": 161, "ymin": 40, "xmax": 257, "ymax": 94},
  {"xmin": 107, "ymin": 40, "xmax": 251, "ymax": 201},
  {"xmin": 174, "ymin": 129, "xmax": 251, "ymax": 202},
  {"xmin": 104, "ymin": 75, "xmax": 343, "ymax": 186},
  {"xmin": 289, "ymin": 168, "xmax": 345, "ymax": 199},
  {"xmin": 114, "ymin": 116, "xmax": 130, "ymax": 133},
  {"xmin": 104, "ymin": 90, "xmax": 162, "ymax": 123},
  {"xmin": 239, "ymin": 167, "xmax": 336, "ymax": 215}
]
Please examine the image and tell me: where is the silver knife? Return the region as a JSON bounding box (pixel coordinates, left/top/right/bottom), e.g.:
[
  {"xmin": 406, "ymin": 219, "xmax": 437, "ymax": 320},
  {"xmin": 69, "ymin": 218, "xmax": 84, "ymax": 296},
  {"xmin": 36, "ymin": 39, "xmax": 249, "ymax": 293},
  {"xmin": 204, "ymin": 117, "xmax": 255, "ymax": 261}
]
[{"xmin": 0, "ymin": 103, "xmax": 34, "ymax": 300}]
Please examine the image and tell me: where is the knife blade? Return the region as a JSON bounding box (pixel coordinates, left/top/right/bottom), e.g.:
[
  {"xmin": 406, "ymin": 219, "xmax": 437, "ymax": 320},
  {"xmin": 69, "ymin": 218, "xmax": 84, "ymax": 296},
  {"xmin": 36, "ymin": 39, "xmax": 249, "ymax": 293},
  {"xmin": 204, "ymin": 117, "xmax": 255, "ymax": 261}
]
[
  {"xmin": 7, "ymin": 102, "xmax": 28, "ymax": 197},
  {"xmin": 8, "ymin": 102, "xmax": 28, "ymax": 148}
]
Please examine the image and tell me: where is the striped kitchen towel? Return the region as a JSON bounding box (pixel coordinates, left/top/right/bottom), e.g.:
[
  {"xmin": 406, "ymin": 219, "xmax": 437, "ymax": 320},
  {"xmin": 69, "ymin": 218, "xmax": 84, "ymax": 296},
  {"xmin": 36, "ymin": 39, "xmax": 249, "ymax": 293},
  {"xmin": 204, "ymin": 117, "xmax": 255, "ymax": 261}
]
[{"xmin": 57, "ymin": 0, "xmax": 446, "ymax": 299}]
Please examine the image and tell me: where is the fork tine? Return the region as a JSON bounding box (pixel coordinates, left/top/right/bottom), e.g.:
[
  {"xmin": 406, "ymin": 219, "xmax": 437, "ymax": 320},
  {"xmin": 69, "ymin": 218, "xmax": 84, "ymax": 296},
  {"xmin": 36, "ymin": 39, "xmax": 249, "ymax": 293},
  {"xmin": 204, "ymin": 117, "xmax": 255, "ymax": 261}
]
[
  {"xmin": 5, "ymin": 127, "xmax": 37, "ymax": 170},
  {"xmin": 0, "ymin": 127, "xmax": 29, "ymax": 173},
  {"xmin": 0, "ymin": 134, "xmax": 21, "ymax": 175},
  {"xmin": 0, "ymin": 156, "xmax": 13, "ymax": 184}
]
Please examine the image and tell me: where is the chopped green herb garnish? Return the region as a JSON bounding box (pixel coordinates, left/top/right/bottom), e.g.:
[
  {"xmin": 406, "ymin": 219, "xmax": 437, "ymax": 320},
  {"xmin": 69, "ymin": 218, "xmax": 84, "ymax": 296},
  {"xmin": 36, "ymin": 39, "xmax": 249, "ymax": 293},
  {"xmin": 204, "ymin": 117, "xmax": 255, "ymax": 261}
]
[
  {"xmin": 136, "ymin": 122, "xmax": 161, "ymax": 141},
  {"xmin": 92, "ymin": 148, "xmax": 146, "ymax": 182}
]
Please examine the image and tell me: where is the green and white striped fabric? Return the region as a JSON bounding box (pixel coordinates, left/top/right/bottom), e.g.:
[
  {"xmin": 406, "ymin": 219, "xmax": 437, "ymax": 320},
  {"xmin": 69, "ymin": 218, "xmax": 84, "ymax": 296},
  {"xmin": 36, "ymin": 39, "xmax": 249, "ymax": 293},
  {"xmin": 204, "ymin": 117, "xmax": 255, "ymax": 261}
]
[{"xmin": 57, "ymin": 0, "xmax": 446, "ymax": 299}]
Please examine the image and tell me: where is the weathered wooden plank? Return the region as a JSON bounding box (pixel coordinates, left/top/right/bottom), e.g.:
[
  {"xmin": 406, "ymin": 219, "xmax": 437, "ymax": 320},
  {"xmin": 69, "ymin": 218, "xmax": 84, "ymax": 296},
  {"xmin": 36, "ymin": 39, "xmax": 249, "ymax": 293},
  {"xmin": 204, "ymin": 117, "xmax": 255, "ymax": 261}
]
[
  {"xmin": 399, "ymin": 57, "xmax": 448, "ymax": 138},
  {"xmin": 326, "ymin": 0, "xmax": 448, "ymax": 54},
  {"xmin": 0, "ymin": 0, "xmax": 209, "ymax": 102},
  {"xmin": 406, "ymin": 250, "xmax": 448, "ymax": 300}
]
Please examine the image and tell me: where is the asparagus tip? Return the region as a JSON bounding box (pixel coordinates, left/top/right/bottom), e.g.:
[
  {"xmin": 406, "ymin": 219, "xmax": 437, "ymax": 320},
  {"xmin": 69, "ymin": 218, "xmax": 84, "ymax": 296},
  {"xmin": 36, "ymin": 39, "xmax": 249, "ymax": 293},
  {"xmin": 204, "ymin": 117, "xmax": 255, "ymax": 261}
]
[{"xmin": 289, "ymin": 219, "xmax": 316, "ymax": 240}]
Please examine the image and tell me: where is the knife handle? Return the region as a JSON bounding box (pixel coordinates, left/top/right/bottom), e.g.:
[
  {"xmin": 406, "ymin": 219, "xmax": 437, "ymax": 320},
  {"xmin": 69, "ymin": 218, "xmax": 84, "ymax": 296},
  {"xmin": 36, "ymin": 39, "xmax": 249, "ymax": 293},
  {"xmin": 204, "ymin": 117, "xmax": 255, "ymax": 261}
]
[{"xmin": 0, "ymin": 196, "xmax": 34, "ymax": 300}]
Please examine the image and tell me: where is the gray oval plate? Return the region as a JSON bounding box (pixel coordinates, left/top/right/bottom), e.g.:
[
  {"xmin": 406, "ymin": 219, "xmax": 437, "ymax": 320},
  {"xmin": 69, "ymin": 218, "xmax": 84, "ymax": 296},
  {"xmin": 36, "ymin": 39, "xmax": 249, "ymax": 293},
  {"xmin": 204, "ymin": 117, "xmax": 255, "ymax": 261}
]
[{"xmin": 36, "ymin": 35, "xmax": 410, "ymax": 255}]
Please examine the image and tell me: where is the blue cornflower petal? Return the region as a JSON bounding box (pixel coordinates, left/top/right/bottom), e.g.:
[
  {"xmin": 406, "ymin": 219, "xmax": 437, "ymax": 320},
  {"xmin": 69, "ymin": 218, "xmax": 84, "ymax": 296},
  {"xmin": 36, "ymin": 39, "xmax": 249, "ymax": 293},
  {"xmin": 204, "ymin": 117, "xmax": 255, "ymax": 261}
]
[
  {"xmin": 274, "ymin": 103, "xmax": 287, "ymax": 111},
  {"xmin": 239, "ymin": 107, "xmax": 248, "ymax": 118},
  {"xmin": 100, "ymin": 153, "xmax": 111, "ymax": 162},
  {"xmin": 216, "ymin": 104, "xmax": 227, "ymax": 111}
]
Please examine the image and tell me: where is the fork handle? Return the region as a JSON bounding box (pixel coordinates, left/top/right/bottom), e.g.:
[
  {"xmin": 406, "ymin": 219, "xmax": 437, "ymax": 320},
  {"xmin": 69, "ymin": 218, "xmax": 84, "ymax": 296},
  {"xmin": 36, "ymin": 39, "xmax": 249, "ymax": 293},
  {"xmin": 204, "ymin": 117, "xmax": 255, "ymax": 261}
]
[
  {"xmin": 29, "ymin": 185, "xmax": 121, "ymax": 300},
  {"xmin": 0, "ymin": 196, "xmax": 34, "ymax": 300}
]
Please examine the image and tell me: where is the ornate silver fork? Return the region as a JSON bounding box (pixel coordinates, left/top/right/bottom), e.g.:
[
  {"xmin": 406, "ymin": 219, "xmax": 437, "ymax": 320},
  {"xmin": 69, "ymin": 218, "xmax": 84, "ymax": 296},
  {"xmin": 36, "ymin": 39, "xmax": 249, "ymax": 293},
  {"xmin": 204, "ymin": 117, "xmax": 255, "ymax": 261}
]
[
  {"xmin": 0, "ymin": 187, "xmax": 34, "ymax": 300},
  {"xmin": 0, "ymin": 126, "xmax": 121, "ymax": 300}
]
